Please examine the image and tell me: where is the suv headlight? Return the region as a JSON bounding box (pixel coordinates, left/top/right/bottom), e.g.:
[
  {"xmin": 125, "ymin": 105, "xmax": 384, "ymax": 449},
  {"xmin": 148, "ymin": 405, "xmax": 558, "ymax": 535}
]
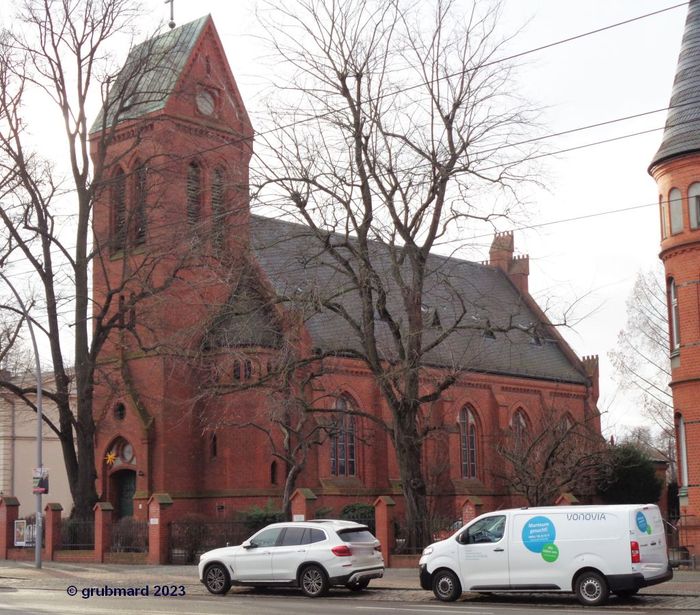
[{"xmin": 422, "ymin": 546, "xmax": 433, "ymax": 556}]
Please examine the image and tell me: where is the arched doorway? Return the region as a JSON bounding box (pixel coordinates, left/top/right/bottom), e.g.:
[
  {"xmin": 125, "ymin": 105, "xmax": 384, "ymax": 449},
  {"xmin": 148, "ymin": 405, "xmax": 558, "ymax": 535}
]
[{"xmin": 111, "ymin": 469, "xmax": 136, "ymax": 518}]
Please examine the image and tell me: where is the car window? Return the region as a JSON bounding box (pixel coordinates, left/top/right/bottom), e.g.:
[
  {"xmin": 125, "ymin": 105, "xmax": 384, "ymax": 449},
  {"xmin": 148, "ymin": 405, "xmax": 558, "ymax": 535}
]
[
  {"xmin": 338, "ymin": 528, "xmax": 376, "ymax": 542},
  {"xmin": 251, "ymin": 527, "xmax": 283, "ymax": 547},
  {"xmin": 280, "ymin": 527, "xmax": 307, "ymax": 546},
  {"xmin": 309, "ymin": 528, "xmax": 326, "ymax": 543},
  {"xmin": 459, "ymin": 515, "xmax": 506, "ymax": 545}
]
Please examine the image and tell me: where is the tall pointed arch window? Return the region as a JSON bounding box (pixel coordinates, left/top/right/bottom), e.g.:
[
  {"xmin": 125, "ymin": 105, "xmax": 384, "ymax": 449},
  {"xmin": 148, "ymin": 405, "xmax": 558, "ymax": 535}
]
[
  {"xmin": 668, "ymin": 277, "xmax": 680, "ymax": 353},
  {"xmin": 133, "ymin": 162, "xmax": 147, "ymax": 244},
  {"xmin": 111, "ymin": 167, "xmax": 126, "ymax": 251},
  {"xmin": 187, "ymin": 161, "xmax": 202, "ymax": 225},
  {"xmin": 330, "ymin": 396, "xmax": 356, "ymax": 477},
  {"xmin": 669, "ymin": 188, "xmax": 683, "ymax": 235},
  {"xmin": 512, "ymin": 409, "xmax": 530, "ymax": 446},
  {"xmin": 211, "ymin": 167, "xmax": 225, "ymax": 249},
  {"xmin": 459, "ymin": 406, "xmax": 478, "ymax": 479}
]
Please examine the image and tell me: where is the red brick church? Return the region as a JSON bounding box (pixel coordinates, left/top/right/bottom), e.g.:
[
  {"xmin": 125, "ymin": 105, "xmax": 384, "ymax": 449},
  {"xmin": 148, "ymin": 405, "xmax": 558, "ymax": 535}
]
[{"xmin": 89, "ymin": 16, "xmax": 601, "ymax": 525}]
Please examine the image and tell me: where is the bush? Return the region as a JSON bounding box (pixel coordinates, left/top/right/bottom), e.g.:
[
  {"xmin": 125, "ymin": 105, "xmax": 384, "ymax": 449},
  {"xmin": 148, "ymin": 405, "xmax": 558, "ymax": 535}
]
[
  {"xmin": 599, "ymin": 443, "xmax": 663, "ymax": 504},
  {"xmin": 243, "ymin": 501, "xmax": 285, "ymax": 532}
]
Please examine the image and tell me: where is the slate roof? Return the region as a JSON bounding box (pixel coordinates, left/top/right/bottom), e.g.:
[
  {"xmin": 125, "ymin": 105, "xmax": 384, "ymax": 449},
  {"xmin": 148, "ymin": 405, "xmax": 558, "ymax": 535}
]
[
  {"xmin": 650, "ymin": 0, "xmax": 700, "ymax": 169},
  {"xmin": 248, "ymin": 215, "xmax": 588, "ymax": 385},
  {"xmin": 90, "ymin": 16, "xmax": 210, "ymax": 134}
]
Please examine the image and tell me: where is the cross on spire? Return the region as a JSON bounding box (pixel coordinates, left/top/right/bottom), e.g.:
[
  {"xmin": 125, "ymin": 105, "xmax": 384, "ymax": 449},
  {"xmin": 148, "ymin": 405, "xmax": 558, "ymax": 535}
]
[{"xmin": 165, "ymin": 0, "xmax": 176, "ymax": 29}]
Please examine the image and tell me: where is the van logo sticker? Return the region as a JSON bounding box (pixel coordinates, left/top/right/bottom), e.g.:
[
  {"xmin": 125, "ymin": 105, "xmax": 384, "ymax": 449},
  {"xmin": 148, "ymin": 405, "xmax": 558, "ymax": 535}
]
[
  {"xmin": 566, "ymin": 512, "xmax": 606, "ymax": 521},
  {"xmin": 636, "ymin": 512, "xmax": 652, "ymax": 535},
  {"xmin": 522, "ymin": 516, "xmax": 559, "ymax": 563}
]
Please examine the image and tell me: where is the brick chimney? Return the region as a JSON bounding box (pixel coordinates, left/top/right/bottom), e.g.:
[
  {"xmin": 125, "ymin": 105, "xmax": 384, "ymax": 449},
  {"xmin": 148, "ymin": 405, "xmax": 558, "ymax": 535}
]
[{"xmin": 489, "ymin": 231, "xmax": 529, "ymax": 294}]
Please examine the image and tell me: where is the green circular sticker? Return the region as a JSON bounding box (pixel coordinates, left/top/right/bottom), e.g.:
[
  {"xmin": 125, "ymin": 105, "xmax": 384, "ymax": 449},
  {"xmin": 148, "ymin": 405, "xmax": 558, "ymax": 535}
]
[{"xmin": 541, "ymin": 543, "xmax": 559, "ymax": 563}]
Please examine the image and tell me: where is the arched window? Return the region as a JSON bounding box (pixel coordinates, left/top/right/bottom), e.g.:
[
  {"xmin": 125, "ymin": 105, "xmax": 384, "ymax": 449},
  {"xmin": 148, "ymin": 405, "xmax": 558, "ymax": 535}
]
[
  {"xmin": 660, "ymin": 194, "xmax": 669, "ymax": 239},
  {"xmin": 111, "ymin": 167, "xmax": 126, "ymax": 251},
  {"xmin": 244, "ymin": 359, "xmax": 252, "ymax": 379},
  {"xmin": 330, "ymin": 397, "xmax": 356, "ymax": 477},
  {"xmin": 669, "ymin": 188, "xmax": 683, "ymax": 234},
  {"xmin": 459, "ymin": 406, "xmax": 478, "ymax": 479},
  {"xmin": 211, "ymin": 167, "xmax": 225, "ymax": 249},
  {"xmin": 133, "ymin": 162, "xmax": 147, "ymax": 244},
  {"xmin": 210, "ymin": 433, "xmax": 217, "ymax": 459},
  {"xmin": 270, "ymin": 460, "xmax": 277, "ymax": 485},
  {"xmin": 187, "ymin": 161, "xmax": 202, "ymax": 225},
  {"xmin": 233, "ymin": 360, "xmax": 241, "ymax": 380},
  {"xmin": 688, "ymin": 182, "xmax": 700, "ymax": 230},
  {"xmin": 668, "ymin": 277, "xmax": 680, "ymax": 352},
  {"xmin": 512, "ymin": 409, "xmax": 530, "ymax": 445}
]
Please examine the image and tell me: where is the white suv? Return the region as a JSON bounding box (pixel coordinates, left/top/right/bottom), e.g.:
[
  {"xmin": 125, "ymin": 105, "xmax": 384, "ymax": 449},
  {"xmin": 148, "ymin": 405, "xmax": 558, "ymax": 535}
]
[{"xmin": 198, "ymin": 519, "xmax": 384, "ymax": 597}]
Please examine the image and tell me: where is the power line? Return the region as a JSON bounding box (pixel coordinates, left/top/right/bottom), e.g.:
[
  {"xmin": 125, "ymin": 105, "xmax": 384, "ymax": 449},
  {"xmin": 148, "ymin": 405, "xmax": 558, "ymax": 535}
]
[{"xmin": 0, "ymin": 3, "xmax": 687, "ymax": 279}]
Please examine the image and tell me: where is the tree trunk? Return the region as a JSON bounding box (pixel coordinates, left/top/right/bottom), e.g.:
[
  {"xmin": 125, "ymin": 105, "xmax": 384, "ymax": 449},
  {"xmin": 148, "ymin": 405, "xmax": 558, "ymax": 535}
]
[
  {"xmin": 282, "ymin": 463, "xmax": 303, "ymax": 521},
  {"xmin": 393, "ymin": 407, "xmax": 430, "ymax": 549}
]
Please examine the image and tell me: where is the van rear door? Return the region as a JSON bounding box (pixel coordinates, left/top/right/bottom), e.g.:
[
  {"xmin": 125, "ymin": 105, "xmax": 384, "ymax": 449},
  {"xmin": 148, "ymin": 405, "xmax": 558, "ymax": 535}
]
[{"xmin": 630, "ymin": 505, "xmax": 668, "ymax": 580}]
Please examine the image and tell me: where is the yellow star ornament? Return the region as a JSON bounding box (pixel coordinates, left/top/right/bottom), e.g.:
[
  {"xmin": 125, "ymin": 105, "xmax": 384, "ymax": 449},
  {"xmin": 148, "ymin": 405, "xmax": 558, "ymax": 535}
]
[{"xmin": 105, "ymin": 451, "xmax": 117, "ymax": 465}]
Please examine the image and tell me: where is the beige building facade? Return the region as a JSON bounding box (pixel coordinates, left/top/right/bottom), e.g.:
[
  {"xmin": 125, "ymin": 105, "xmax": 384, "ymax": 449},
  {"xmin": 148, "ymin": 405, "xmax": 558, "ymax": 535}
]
[{"xmin": 0, "ymin": 375, "xmax": 73, "ymax": 517}]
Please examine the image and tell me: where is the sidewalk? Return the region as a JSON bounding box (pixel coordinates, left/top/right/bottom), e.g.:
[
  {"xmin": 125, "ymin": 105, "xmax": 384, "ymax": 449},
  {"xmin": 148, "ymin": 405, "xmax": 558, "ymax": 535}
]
[{"xmin": 0, "ymin": 561, "xmax": 698, "ymax": 607}]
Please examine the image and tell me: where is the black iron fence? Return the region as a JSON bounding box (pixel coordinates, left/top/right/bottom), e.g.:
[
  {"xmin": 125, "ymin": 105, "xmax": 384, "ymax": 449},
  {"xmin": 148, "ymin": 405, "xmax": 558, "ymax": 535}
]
[
  {"xmin": 666, "ymin": 514, "xmax": 697, "ymax": 569},
  {"xmin": 111, "ymin": 517, "xmax": 149, "ymax": 553},
  {"xmin": 169, "ymin": 519, "xmax": 256, "ymax": 564},
  {"xmin": 60, "ymin": 518, "xmax": 95, "ymax": 550}
]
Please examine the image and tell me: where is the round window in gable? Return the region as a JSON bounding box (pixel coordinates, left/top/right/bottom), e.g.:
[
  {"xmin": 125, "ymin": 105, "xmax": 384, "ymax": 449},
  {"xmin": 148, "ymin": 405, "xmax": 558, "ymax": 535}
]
[{"xmin": 114, "ymin": 403, "xmax": 126, "ymax": 421}]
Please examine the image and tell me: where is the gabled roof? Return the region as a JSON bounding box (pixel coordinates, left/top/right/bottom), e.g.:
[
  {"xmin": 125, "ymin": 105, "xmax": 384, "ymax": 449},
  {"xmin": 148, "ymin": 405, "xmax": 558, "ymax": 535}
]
[
  {"xmin": 90, "ymin": 16, "xmax": 210, "ymax": 134},
  {"xmin": 248, "ymin": 216, "xmax": 589, "ymax": 385},
  {"xmin": 650, "ymin": 0, "xmax": 700, "ymax": 169}
]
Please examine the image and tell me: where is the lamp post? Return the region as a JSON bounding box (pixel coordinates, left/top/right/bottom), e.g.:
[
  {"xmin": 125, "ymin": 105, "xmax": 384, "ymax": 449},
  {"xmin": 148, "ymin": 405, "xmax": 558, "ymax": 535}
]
[{"xmin": 0, "ymin": 273, "xmax": 43, "ymax": 568}]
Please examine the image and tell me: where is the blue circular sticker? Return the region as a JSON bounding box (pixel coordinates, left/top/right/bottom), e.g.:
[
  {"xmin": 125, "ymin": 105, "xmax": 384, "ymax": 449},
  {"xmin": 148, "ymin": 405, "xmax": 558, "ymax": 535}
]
[
  {"xmin": 636, "ymin": 512, "xmax": 648, "ymax": 533},
  {"xmin": 522, "ymin": 516, "xmax": 556, "ymax": 554}
]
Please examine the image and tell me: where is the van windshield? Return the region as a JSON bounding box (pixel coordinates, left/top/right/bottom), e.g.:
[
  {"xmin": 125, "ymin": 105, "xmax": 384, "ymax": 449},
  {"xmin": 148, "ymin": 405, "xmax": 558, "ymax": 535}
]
[{"xmin": 460, "ymin": 515, "xmax": 506, "ymax": 544}]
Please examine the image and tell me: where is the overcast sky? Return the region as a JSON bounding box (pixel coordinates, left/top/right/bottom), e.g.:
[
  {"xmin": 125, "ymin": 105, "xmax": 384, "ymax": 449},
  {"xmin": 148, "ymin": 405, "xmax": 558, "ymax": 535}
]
[
  {"xmin": 142, "ymin": 0, "xmax": 686, "ymax": 436},
  {"xmin": 2, "ymin": 0, "xmax": 688, "ymax": 436}
]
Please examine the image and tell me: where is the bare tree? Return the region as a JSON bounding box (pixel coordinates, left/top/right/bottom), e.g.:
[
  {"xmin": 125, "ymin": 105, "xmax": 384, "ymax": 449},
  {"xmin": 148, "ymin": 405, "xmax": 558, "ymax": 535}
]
[
  {"xmin": 253, "ymin": 0, "xmax": 540, "ymax": 545},
  {"xmin": 0, "ymin": 0, "xmax": 191, "ymax": 518},
  {"xmin": 609, "ymin": 266, "xmax": 674, "ymax": 465},
  {"xmin": 494, "ymin": 407, "xmax": 606, "ymax": 506}
]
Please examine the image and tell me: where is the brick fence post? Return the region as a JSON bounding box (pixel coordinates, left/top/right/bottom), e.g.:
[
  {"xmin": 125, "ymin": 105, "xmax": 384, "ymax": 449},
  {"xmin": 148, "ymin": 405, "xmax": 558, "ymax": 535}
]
[
  {"xmin": 373, "ymin": 495, "xmax": 395, "ymax": 568},
  {"xmin": 147, "ymin": 493, "xmax": 173, "ymax": 565},
  {"xmin": 0, "ymin": 496, "xmax": 20, "ymax": 559},
  {"xmin": 290, "ymin": 488, "xmax": 317, "ymax": 521},
  {"xmin": 93, "ymin": 502, "xmax": 114, "ymax": 563},
  {"xmin": 43, "ymin": 503, "xmax": 63, "ymax": 561}
]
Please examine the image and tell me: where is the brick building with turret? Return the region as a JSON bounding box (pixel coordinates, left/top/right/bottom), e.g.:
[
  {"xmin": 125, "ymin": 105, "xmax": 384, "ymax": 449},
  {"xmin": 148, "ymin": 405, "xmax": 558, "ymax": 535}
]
[
  {"xmin": 89, "ymin": 16, "xmax": 601, "ymax": 526},
  {"xmin": 649, "ymin": 0, "xmax": 700, "ymax": 556}
]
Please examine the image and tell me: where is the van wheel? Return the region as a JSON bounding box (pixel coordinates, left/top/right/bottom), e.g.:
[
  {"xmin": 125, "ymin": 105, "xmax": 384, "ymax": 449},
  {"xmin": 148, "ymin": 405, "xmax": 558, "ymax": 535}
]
[
  {"xmin": 575, "ymin": 571, "xmax": 609, "ymax": 606},
  {"xmin": 433, "ymin": 569, "xmax": 461, "ymax": 602}
]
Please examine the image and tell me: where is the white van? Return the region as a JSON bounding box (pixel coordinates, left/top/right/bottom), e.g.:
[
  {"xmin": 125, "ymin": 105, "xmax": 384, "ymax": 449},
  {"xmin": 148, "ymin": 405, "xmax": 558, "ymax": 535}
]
[{"xmin": 419, "ymin": 504, "xmax": 672, "ymax": 606}]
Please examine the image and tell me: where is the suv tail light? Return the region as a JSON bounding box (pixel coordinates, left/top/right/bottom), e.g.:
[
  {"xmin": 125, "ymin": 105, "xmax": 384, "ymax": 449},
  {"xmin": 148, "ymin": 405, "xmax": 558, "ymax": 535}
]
[
  {"xmin": 630, "ymin": 540, "xmax": 640, "ymax": 563},
  {"xmin": 332, "ymin": 545, "xmax": 352, "ymax": 557}
]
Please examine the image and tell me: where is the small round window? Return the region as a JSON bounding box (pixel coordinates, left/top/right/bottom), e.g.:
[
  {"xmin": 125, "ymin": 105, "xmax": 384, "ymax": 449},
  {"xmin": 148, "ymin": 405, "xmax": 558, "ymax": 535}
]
[{"xmin": 114, "ymin": 403, "xmax": 126, "ymax": 421}]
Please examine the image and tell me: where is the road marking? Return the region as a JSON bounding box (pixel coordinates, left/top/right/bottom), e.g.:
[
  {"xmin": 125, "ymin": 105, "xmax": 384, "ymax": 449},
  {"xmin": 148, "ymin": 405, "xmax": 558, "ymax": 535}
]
[{"xmin": 354, "ymin": 607, "xmax": 495, "ymax": 614}]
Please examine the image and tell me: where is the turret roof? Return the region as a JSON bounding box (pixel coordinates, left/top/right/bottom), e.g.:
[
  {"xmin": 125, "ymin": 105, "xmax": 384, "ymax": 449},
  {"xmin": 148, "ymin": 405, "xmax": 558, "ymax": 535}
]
[{"xmin": 650, "ymin": 0, "xmax": 700, "ymax": 169}]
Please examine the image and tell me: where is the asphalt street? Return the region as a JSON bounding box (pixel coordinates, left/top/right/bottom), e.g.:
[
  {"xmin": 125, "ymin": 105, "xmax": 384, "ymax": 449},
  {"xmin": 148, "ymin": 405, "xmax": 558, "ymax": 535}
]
[{"xmin": 0, "ymin": 561, "xmax": 698, "ymax": 613}]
